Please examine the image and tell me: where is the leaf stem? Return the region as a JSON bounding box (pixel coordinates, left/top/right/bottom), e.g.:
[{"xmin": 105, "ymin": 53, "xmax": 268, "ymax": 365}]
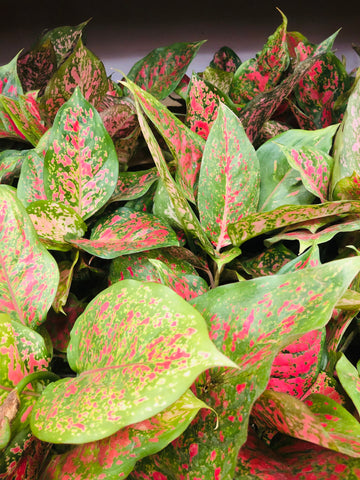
[{"xmin": 15, "ymin": 371, "xmax": 59, "ymax": 395}]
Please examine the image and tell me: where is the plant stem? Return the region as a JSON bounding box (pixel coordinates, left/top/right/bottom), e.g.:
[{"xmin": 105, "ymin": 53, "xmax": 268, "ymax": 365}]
[{"xmin": 15, "ymin": 371, "xmax": 59, "ymax": 396}]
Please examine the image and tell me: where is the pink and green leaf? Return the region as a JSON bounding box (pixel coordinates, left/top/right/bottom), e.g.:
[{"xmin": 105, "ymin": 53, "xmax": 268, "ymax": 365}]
[
  {"xmin": 26, "ymin": 200, "xmax": 87, "ymax": 251},
  {"xmin": 0, "ymin": 185, "xmax": 59, "ymax": 328},
  {"xmin": 209, "ymin": 46, "xmax": 241, "ymax": 73},
  {"xmin": 124, "ymin": 77, "xmax": 205, "ymax": 203},
  {"xmin": 66, "ymin": 207, "xmax": 179, "ymax": 259},
  {"xmin": 127, "ymin": 40, "xmax": 205, "ymax": 100},
  {"xmin": 31, "ymin": 280, "xmax": 237, "ymax": 443},
  {"xmin": 17, "ymin": 146, "xmax": 48, "ymax": 206},
  {"xmin": 17, "ymin": 39, "xmax": 56, "ymax": 93},
  {"xmin": 110, "ymin": 167, "xmax": 159, "ymax": 202},
  {"xmin": 336, "ymin": 353, "xmax": 360, "ymax": 417},
  {"xmin": 42, "ymin": 390, "xmax": 208, "ymax": 479},
  {"xmin": 239, "ymin": 243, "xmax": 297, "ymax": 278},
  {"xmin": 44, "ymin": 87, "xmax": 118, "ymax": 220},
  {"xmin": 0, "ymin": 149, "xmax": 27, "ymax": 185},
  {"xmin": 228, "ymin": 200, "xmax": 360, "ymax": 247},
  {"xmin": 198, "ymin": 102, "xmax": 260, "ymax": 250},
  {"xmin": 229, "ymin": 10, "xmax": 289, "ymax": 104},
  {"xmin": 0, "ymin": 53, "xmax": 23, "ymax": 98},
  {"xmin": 41, "ymin": 38, "xmax": 108, "ymax": 122}
]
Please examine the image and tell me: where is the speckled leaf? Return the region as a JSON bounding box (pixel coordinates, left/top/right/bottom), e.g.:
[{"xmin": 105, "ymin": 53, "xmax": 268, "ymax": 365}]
[
  {"xmin": 336, "ymin": 353, "xmax": 360, "ymax": 416},
  {"xmin": 153, "ymin": 178, "xmax": 183, "ymax": 230},
  {"xmin": 293, "ymin": 52, "xmax": 351, "ymax": 128},
  {"xmin": 150, "ymin": 259, "xmax": 208, "ymax": 300},
  {"xmin": 42, "ymin": 38, "xmax": 108, "ymax": 122},
  {"xmin": 238, "ymin": 243, "xmax": 297, "ymax": 278},
  {"xmin": 203, "ymin": 66, "xmax": 234, "ymax": 94},
  {"xmin": 124, "ymin": 78, "xmax": 205, "ymax": 203},
  {"xmin": 17, "ymin": 38, "xmax": 56, "ymax": 92},
  {"xmin": 268, "ymin": 329, "xmax": 326, "ymax": 399},
  {"xmin": 17, "ymin": 147, "xmax": 47, "ymax": 206},
  {"xmin": 31, "ymin": 280, "xmax": 237, "ymax": 444},
  {"xmin": 238, "ymin": 54, "xmax": 320, "ymax": 143},
  {"xmin": 43, "ymin": 88, "xmax": 118, "ymax": 220},
  {"xmin": 228, "ymin": 200, "xmax": 360, "ymax": 247},
  {"xmin": 332, "ymin": 72, "xmax": 360, "ymax": 196},
  {"xmin": 39, "ymin": 20, "xmax": 90, "ymax": 65},
  {"xmin": 198, "ymin": 102, "xmax": 260, "ymax": 251},
  {"xmin": 277, "ymin": 243, "xmax": 320, "ymax": 274},
  {"xmin": 0, "ymin": 149, "xmax": 27, "ymax": 185},
  {"xmin": 210, "ymin": 46, "xmax": 241, "ymax": 73},
  {"xmin": 66, "ymin": 207, "xmax": 179, "ymax": 259},
  {"xmin": 0, "ymin": 92, "xmax": 47, "ymax": 145},
  {"xmin": 42, "ymin": 390, "xmax": 208, "ymax": 479},
  {"xmin": 108, "ymin": 247, "xmax": 198, "ymax": 284},
  {"xmin": 128, "ymin": 88, "xmax": 215, "ymax": 257},
  {"xmin": 3, "ymin": 437, "xmax": 50, "ymax": 480},
  {"xmin": 326, "ymin": 309, "xmax": 357, "ymax": 372},
  {"xmin": 279, "ymin": 144, "xmax": 334, "ymax": 202},
  {"xmin": 0, "ymin": 54, "xmax": 23, "ymax": 98},
  {"xmin": 127, "ymin": 40, "xmax": 205, "ymax": 100},
  {"xmin": 253, "ymin": 390, "xmax": 360, "ymax": 456},
  {"xmin": 110, "ymin": 167, "xmax": 159, "ymax": 202},
  {"xmin": 26, "ymin": 201, "xmax": 87, "ymax": 251},
  {"xmin": 0, "ymin": 185, "xmax": 59, "ymax": 327},
  {"xmin": 332, "ymin": 172, "xmax": 360, "ymax": 200},
  {"xmin": 229, "ymin": 11, "xmax": 289, "ymax": 104}
]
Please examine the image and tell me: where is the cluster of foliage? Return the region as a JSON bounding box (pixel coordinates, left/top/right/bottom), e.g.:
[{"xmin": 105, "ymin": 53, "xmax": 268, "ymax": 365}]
[{"xmin": 3, "ymin": 11, "xmax": 360, "ymax": 479}]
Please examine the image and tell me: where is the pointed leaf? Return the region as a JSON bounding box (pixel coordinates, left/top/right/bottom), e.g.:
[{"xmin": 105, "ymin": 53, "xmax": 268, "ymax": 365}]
[
  {"xmin": 198, "ymin": 102, "xmax": 260, "ymax": 250},
  {"xmin": 336, "ymin": 353, "xmax": 360, "ymax": 417},
  {"xmin": 0, "ymin": 53, "xmax": 23, "ymax": 98},
  {"xmin": 42, "ymin": 38, "xmax": 108, "ymax": 122},
  {"xmin": 124, "ymin": 78, "xmax": 205, "ymax": 203},
  {"xmin": 127, "ymin": 40, "xmax": 205, "ymax": 100},
  {"xmin": 17, "ymin": 38, "xmax": 56, "ymax": 92},
  {"xmin": 0, "ymin": 185, "xmax": 59, "ymax": 327},
  {"xmin": 228, "ymin": 200, "xmax": 360, "ymax": 247},
  {"xmin": 0, "ymin": 149, "xmax": 27, "ymax": 185},
  {"xmin": 110, "ymin": 167, "xmax": 159, "ymax": 202},
  {"xmin": 66, "ymin": 207, "xmax": 179, "ymax": 259},
  {"xmin": 26, "ymin": 201, "xmax": 87, "ymax": 251},
  {"xmin": 52, "ymin": 252, "xmax": 80, "ymax": 314},
  {"xmin": 31, "ymin": 280, "xmax": 237, "ymax": 443},
  {"xmin": 210, "ymin": 46, "xmax": 241, "ymax": 73},
  {"xmin": 43, "ymin": 390, "xmax": 208, "ymax": 479},
  {"xmin": 44, "ymin": 87, "xmax": 118, "ymax": 220}
]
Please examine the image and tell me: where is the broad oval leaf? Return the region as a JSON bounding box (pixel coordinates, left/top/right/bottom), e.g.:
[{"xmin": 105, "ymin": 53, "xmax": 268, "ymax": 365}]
[
  {"xmin": 127, "ymin": 40, "xmax": 205, "ymax": 100},
  {"xmin": 66, "ymin": 207, "xmax": 179, "ymax": 259},
  {"xmin": 42, "ymin": 390, "xmax": 208, "ymax": 479},
  {"xmin": 27, "ymin": 200, "xmax": 87, "ymax": 251},
  {"xmin": 31, "ymin": 280, "xmax": 237, "ymax": 443},
  {"xmin": 198, "ymin": 102, "xmax": 260, "ymax": 250},
  {"xmin": 44, "ymin": 87, "xmax": 118, "ymax": 220},
  {"xmin": 0, "ymin": 185, "xmax": 59, "ymax": 327}
]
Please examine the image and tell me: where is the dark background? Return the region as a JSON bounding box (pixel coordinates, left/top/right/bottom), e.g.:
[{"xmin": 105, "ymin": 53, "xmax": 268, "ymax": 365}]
[{"xmin": 1, "ymin": 1, "xmax": 359, "ymax": 75}]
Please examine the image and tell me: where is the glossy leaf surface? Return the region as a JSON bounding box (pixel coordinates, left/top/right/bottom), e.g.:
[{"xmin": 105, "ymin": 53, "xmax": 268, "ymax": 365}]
[
  {"xmin": 31, "ymin": 280, "xmax": 237, "ymax": 444},
  {"xmin": 44, "ymin": 88, "xmax": 118, "ymax": 220},
  {"xmin": 127, "ymin": 40, "xmax": 205, "ymax": 100},
  {"xmin": 198, "ymin": 102, "xmax": 260, "ymax": 250},
  {"xmin": 336, "ymin": 353, "xmax": 360, "ymax": 417},
  {"xmin": 0, "ymin": 185, "xmax": 59, "ymax": 327},
  {"xmin": 67, "ymin": 207, "xmax": 179, "ymax": 259},
  {"xmin": 43, "ymin": 390, "xmax": 208, "ymax": 479}
]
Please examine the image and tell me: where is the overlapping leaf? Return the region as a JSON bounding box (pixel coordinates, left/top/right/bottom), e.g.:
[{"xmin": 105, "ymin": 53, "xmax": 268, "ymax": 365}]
[
  {"xmin": 210, "ymin": 46, "xmax": 241, "ymax": 73},
  {"xmin": 127, "ymin": 40, "xmax": 205, "ymax": 100},
  {"xmin": 198, "ymin": 102, "xmax": 260, "ymax": 250},
  {"xmin": 42, "ymin": 390, "xmax": 208, "ymax": 479},
  {"xmin": 0, "ymin": 149, "xmax": 27, "ymax": 185},
  {"xmin": 110, "ymin": 167, "xmax": 159, "ymax": 202},
  {"xmin": 336, "ymin": 353, "xmax": 360, "ymax": 416},
  {"xmin": 0, "ymin": 53, "xmax": 23, "ymax": 98},
  {"xmin": 0, "ymin": 185, "xmax": 59, "ymax": 327},
  {"xmin": 124, "ymin": 78, "xmax": 205, "ymax": 203},
  {"xmin": 31, "ymin": 280, "xmax": 237, "ymax": 443},
  {"xmin": 66, "ymin": 207, "xmax": 179, "ymax": 259},
  {"xmin": 43, "ymin": 88, "xmax": 118, "ymax": 220}
]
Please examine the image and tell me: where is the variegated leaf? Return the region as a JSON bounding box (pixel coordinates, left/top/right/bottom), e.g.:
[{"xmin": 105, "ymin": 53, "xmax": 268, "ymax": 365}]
[
  {"xmin": 42, "ymin": 390, "xmax": 208, "ymax": 479},
  {"xmin": 0, "ymin": 149, "xmax": 27, "ymax": 185},
  {"xmin": 31, "ymin": 280, "xmax": 237, "ymax": 443},
  {"xmin": 43, "ymin": 87, "xmax": 118, "ymax": 220},
  {"xmin": 336, "ymin": 353, "xmax": 360, "ymax": 417},
  {"xmin": 17, "ymin": 38, "xmax": 56, "ymax": 92},
  {"xmin": 66, "ymin": 207, "xmax": 179, "ymax": 259},
  {"xmin": 198, "ymin": 102, "xmax": 260, "ymax": 251},
  {"xmin": 0, "ymin": 53, "xmax": 23, "ymax": 98},
  {"xmin": 0, "ymin": 185, "xmax": 59, "ymax": 327},
  {"xmin": 210, "ymin": 46, "xmax": 241, "ymax": 73},
  {"xmin": 110, "ymin": 167, "xmax": 159, "ymax": 202},
  {"xmin": 41, "ymin": 38, "xmax": 108, "ymax": 122},
  {"xmin": 127, "ymin": 40, "xmax": 205, "ymax": 100}
]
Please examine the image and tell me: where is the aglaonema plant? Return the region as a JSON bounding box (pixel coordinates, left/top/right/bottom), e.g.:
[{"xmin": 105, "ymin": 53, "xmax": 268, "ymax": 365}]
[{"xmin": 2, "ymin": 11, "xmax": 360, "ymax": 480}]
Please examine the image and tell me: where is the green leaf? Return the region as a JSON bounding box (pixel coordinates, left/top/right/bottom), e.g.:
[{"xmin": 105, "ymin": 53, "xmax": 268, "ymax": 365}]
[
  {"xmin": 41, "ymin": 38, "xmax": 108, "ymax": 122},
  {"xmin": 66, "ymin": 207, "xmax": 179, "ymax": 259},
  {"xmin": 127, "ymin": 40, "xmax": 205, "ymax": 100},
  {"xmin": 31, "ymin": 280, "xmax": 237, "ymax": 443},
  {"xmin": 124, "ymin": 77, "xmax": 205, "ymax": 203},
  {"xmin": 42, "ymin": 390, "xmax": 209, "ymax": 479},
  {"xmin": 228, "ymin": 200, "xmax": 360, "ymax": 247},
  {"xmin": 110, "ymin": 167, "xmax": 159, "ymax": 203},
  {"xmin": 336, "ymin": 353, "xmax": 360, "ymax": 417},
  {"xmin": 43, "ymin": 87, "xmax": 118, "ymax": 220},
  {"xmin": 0, "ymin": 149, "xmax": 27, "ymax": 185},
  {"xmin": 198, "ymin": 102, "xmax": 260, "ymax": 251},
  {"xmin": 0, "ymin": 53, "xmax": 23, "ymax": 98},
  {"xmin": 0, "ymin": 185, "xmax": 59, "ymax": 328},
  {"xmin": 26, "ymin": 201, "xmax": 87, "ymax": 251}
]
